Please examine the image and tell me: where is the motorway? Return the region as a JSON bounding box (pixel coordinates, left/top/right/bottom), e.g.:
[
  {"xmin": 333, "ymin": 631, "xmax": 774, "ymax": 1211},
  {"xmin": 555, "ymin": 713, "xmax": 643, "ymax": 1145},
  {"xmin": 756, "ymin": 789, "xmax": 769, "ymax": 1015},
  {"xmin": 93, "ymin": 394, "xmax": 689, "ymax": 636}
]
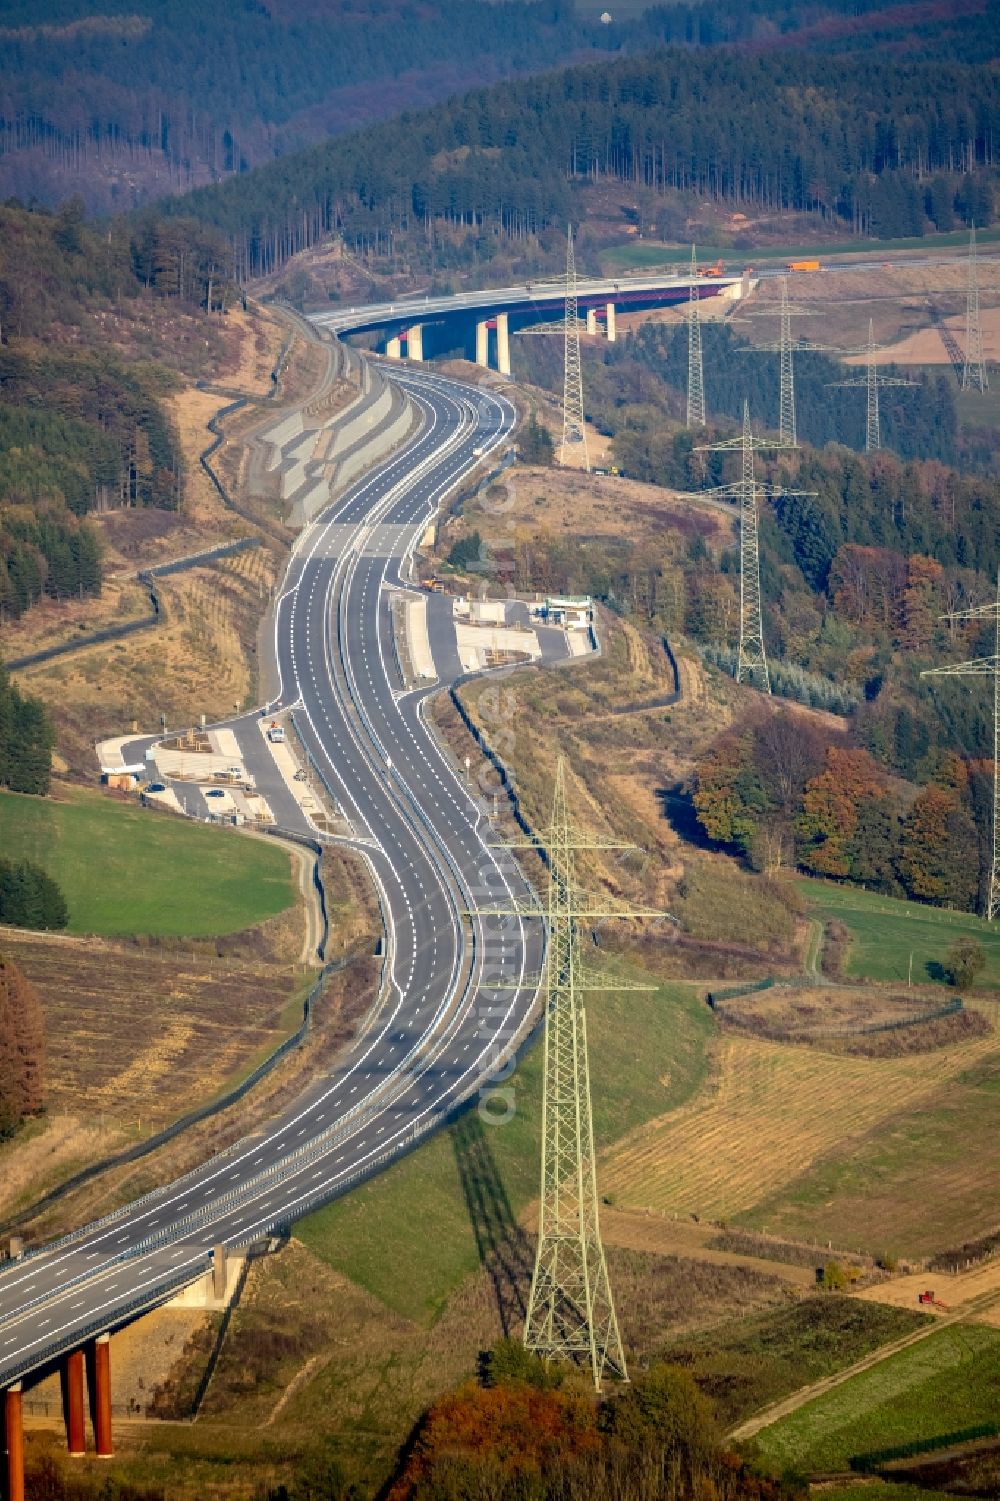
[{"xmin": 0, "ymin": 365, "xmax": 546, "ymax": 1388}]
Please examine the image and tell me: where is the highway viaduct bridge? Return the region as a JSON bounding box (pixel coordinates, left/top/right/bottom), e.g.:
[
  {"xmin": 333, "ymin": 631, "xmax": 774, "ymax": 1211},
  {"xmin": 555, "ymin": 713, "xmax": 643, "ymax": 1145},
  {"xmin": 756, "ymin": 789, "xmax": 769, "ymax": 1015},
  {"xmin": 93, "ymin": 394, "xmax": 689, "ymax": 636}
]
[
  {"xmin": 311, "ymin": 267, "xmax": 752, "ymax": 371},
  {"xmin": 0, "ymin": 267, "xmax": 747, "ymax": 1499}
]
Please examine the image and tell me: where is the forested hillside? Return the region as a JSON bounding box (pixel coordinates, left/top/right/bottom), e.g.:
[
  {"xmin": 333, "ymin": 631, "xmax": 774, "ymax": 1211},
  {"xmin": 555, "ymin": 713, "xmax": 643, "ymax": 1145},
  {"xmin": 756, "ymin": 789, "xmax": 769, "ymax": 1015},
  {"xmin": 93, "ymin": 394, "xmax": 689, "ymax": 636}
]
[
  {"xmin": 594, "ymin": 324, "xmax": 960, "ymax": 468},
  {"xmin": 3, "ymin": 0, "xmax": 995, "ymax": 212},
  {"xmin": 165, "ymin": 46, "xmax": 1000, "ymax": 278},
  {"xmin": 0, "ymin": 0, "xmax": 589, "ymax": 210},
  {"xmin": 469, "ymin": 426, "xmax": 1000, "ymax": 913},
  {"xmin": 466, "ymin": 306, "xmax": 1000, "ymax": 916},
  {"xmin": 0, "ymin": 201, "xmax": 235, "ymax": 624}
]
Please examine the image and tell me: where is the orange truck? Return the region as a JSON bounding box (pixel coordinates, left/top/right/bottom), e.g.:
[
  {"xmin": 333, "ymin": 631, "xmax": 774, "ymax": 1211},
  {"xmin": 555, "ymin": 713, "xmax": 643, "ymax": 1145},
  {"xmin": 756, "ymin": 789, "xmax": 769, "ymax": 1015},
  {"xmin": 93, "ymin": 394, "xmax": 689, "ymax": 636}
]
[{"xmin": 788, "ymin": 259, "xmax": 821, "ymax": 272}]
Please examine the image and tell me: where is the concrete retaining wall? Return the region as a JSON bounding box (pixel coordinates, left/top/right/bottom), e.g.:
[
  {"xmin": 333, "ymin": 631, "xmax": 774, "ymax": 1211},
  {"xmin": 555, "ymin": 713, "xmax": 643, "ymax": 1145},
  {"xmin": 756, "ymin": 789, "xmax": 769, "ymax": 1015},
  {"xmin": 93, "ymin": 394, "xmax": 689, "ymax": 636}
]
[
  {"xmin": 268, "ymin": 337, "xmax": 420, "ymax": 530},
  {"xmin": 263, "ymin": 410, "xmax": 306, "ymax": 468},
  {"xmin": 329, "ymin": 376, "xmax": 392, "ymax": 460},
  {"xmin": 332, "ymin": 388, "xmax": 415, "ymax": 497}
]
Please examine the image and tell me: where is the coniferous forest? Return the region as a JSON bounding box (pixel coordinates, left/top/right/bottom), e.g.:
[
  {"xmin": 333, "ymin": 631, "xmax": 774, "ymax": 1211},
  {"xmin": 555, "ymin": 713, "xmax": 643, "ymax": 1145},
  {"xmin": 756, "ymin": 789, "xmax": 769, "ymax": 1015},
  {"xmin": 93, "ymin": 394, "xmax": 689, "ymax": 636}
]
[
  {"xmin": 0, "ymin": 664, "xmax": 54, "ymax": 796},
  {"xmin": 2, "ymin": 0, "xmax": 996, "ymax": 211},
  {"xmin": 162, "ymin": 45, "xmax": 1000, "ymax": 277}
]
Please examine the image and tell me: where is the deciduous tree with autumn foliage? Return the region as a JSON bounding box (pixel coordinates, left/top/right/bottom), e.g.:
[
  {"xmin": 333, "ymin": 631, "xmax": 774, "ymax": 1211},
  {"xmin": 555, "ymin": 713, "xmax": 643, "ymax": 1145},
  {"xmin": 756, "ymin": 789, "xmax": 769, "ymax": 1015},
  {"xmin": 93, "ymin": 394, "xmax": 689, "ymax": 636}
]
[
  {"xmin": 694, "ymin": 709, "xmax": 831, "ymax": 874},
  {"xmin": 691, "ymin": 706, "xmax": 991, "ymax": 914},
  {"xmin": 898, "ymin": 785, "xmax": 979, "ymax": 910},
  {"xmin": 796, "ymin": 747, "xmax": 896, "ymax": 881},
  {"xmin": 387, "ymin": 1345, "xmax": 805, "ymax": 1501}
]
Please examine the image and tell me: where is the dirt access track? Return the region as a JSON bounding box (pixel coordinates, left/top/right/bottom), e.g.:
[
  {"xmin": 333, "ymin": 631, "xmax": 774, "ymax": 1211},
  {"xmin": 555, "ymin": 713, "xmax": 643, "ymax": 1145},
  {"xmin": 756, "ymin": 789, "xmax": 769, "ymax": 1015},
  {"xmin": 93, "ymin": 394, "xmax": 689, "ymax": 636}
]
[{"xmin": 731, "ymin": 1263, "xmax": 1000, "ymax": 1441}]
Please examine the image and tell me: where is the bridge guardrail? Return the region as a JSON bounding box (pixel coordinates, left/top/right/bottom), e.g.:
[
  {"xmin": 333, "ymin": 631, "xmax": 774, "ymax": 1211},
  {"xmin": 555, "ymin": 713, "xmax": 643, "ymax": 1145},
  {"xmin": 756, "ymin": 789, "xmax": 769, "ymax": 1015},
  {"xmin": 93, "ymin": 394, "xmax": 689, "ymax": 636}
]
[{"xmin": 1, "ymin": 1258, "xmax": 211, "ymax": 1388}]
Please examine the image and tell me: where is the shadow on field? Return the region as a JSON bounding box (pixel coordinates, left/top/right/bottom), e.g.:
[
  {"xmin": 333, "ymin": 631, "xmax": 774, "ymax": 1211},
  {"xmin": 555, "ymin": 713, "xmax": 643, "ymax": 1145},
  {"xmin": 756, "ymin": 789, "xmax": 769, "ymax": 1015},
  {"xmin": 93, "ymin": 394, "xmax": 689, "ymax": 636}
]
[
  {"xmin": 450, "ymin": 1111, "xmax": 533, "ymax": 1338},
  {"xmin": 656, "ymin": 781, "xmax": 714, "ymax": 849}
]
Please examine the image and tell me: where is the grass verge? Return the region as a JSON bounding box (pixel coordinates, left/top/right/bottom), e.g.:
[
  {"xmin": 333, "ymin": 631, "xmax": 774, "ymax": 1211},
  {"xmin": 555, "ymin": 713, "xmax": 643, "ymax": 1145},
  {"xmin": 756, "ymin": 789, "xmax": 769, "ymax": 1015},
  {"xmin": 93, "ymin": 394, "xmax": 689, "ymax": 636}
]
[
  {"xmin": 599, "ymin": 227, "xmax": 1000, "ymax": 274},
  {"xmin": 296, "ymin": 970, "xmax": 714, "ymax": 1323},
  {"xmin": 0, "ymin": 784, "xmax": 294, "ymax": 936}
]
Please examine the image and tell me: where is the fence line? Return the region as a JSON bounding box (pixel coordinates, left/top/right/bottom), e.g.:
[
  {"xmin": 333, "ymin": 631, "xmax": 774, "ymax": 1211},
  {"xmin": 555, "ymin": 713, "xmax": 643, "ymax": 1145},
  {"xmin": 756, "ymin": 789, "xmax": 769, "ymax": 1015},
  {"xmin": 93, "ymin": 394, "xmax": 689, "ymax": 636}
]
[
  {"xmin": 6, "ymin": 539, "xmax": 261, "ymax": 673},
  {"xmin": 708, "ymin": 978, "xmax": 966, "ymax": 1039}
]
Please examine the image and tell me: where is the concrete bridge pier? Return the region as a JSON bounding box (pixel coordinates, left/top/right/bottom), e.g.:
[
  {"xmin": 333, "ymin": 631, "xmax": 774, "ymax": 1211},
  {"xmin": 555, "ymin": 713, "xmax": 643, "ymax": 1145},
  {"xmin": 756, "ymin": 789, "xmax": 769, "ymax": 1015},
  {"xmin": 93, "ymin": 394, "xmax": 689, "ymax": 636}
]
[
  {"xmin": 212, "ymin": 1243, "xmax": 228, "ymax": 1302},
  {"xmin": 92, "ymin": 1334, "xmax": 113, "ymax": 1458},
  {"xmin": 606, "ymin": 303, "xmax": 617, "ymax": 342},
  {"xmin": 496, "ymin": 312, "xmax": 510, "ymax": 376},
  {"xmin": 64, "ymin": 1349, "xmax": 86, "ymax": 1456},
  {"xmin": 406, "ymin": 325, "xmax": 424, "ymax": 361},
  {"xmin": 4, "ymin": 1384, "xmax": 24, "ymax": 1501},
  {"xmin": 385, "ymin": 333, "xmax": 402, "ymax": 359},
  {"xmin": 586, "ymin": 307, "xmax": 598, "ymax": 335},
  {"xmin": 475, "ymin": 318, "xmax": 489, "ymax": 368}
]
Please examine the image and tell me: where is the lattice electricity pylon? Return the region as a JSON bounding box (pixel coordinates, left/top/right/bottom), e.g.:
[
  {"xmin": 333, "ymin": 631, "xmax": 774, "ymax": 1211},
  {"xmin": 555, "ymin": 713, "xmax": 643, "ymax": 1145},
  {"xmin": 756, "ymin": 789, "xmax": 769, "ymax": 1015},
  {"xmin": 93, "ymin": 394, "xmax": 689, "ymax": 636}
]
[
  {"xmin": 963, "ymin": 224, "xmax": 989, "ymax": 393},
  {"xmin": 560, "ymin": 225, "xmax": 589, "ymax": 471},
  {"xmin": 735, "ymin": 276, "xmax": 825, "ymax": 447},
  {"xmin": 469, "ymin": 759, "xmax": 666, "ymax": 1387},
  {"xmin": 921, "ymin": 571, "xmax": 1000, "ymax": 920},
  {"xmin": 687, "ymin": 244, "xmax": 706, "ymax": 428},
  {"xmin": 678, "ymin": 402, "xmax": 814, "ymax": 692},
  {"xmin": 827, "ymin": 318, "xmax": 915, "ymax": 451}
]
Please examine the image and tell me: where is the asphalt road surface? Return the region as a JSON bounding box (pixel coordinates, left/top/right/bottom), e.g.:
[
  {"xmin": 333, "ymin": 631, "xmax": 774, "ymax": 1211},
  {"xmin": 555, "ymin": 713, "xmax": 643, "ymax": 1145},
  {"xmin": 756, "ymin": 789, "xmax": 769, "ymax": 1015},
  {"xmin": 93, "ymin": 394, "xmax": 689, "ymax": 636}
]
[{"xmin": 0, "ymin": 366, "xmax": 546, "ymax": 1387}]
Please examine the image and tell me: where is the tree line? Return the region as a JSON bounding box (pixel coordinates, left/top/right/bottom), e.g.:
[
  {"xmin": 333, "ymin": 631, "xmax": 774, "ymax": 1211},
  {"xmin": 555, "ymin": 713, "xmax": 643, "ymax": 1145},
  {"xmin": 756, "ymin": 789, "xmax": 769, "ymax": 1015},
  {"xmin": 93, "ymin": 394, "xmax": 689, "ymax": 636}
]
[
  {"xmin": 0, "ymin": 858, "xmax": 68, "ymax": 931},
  {"xmin": 0, "ymin": 663, "xmax": 53, "ymax": 795},
  {"xmin": 379, "ymin": 1343, "xmax": 803, "ymax": 1501},
  {"xmin": 0, "ymin": 506, "xmax": 103, "ymax": 622},
  {"xmin": 694, "ymin": 708, "xmax": 992, "ymax": 914},
  {"xmin": 163, "ymin": 46, "xmax": 1000, "ymax": 277}
]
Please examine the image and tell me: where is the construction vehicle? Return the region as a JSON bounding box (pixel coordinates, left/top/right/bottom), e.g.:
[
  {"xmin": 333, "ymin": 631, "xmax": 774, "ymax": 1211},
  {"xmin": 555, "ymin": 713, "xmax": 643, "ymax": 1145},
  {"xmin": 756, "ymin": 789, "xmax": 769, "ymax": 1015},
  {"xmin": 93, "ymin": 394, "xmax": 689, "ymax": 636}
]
[
  {"xmin": 698, "ymin": 259, "xmax": 725, "ymax": 277},
  {"xmin": 788, "ymin": 259, "xmax": 821, "ymax": 272},
  {"xmin": 918, "ymin": 1289, "xmax": 950, "ymax": 1309}
]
